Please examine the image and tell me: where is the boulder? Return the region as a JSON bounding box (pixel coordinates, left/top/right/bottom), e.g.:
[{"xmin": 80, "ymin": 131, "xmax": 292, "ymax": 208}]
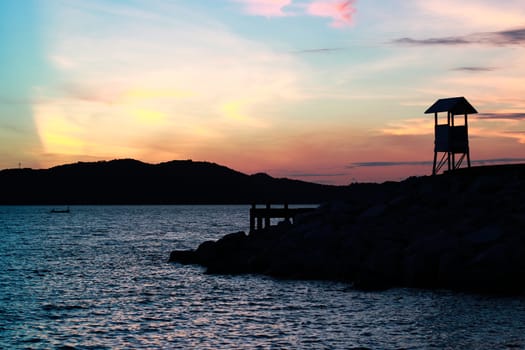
[
  {"xmin": 464, "ymin": 224, "xmax": 503, "ymax": 245},
  {"xmin": 460, "ymin": 243, "xmax": 523, "ymax": 293},
  {"xmin": 354, "ymin": 239, "xmax": 404, "ymax": 290},
  {"xmin": 436, "ymin": 245, "xmax": 470, "ymax": 288},
  {"xmin": 403, "ymin": 234, "xmax": 459, "ymax": 288},
  {"xmin": 194, "ymin": 240, "xmax": 218, "ymax": 265},
  {"xmin": 169, "ymin": 249, "xmax": 197, "ymax": 264}
]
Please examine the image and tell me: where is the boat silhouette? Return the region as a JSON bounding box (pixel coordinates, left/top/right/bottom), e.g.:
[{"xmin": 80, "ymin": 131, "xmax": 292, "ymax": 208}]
[{"xmin": 50, "ymin": 206, "xmax": 70, "ymax": 213}]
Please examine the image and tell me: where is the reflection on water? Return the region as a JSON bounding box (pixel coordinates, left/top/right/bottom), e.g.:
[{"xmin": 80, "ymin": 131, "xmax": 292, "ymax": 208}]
[{"xmin": 0, "ymin": 205, "xmax": 524, "ymax": 349}]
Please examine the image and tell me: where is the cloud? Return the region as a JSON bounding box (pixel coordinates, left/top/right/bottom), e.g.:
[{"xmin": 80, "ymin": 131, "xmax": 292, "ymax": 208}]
[
  {"xmin": 349, "ymin": 158, "xmax": 525, "ymax": 168},
  {"xmin": 378, "ymin": 112, "xmax": 525, "ymax": 146},
  {"xmin": 281, "ymin": 172, "xmax": 348, "ymax": 177},
  {"xmin": 232, "ymin": 0, "xmax": 292, "ymax": 17},
  {"xmin": 394, "ymin": 27, "xmax": 525, "ymax": 47},
  {"xmin": 475, "ymin": 113, "xmax": 525, "ymax": 120},
  {"xmin": 35, "ymin": 0, "xmax": 307, "ymax": 162},
  {"xmin": 395, "ymin": 37, "xmax": 469, "ymax": 46},
  {"xmin": 452, "ymin": 66, "xmax": 496, "ymax": 72},
  {"xmin": 468, "ymin": 117, "xmax": 525, "ymax": 144},
  {"xmin": 416, "ymin": 1, "xmax": 525, "ymax": 33},
  {"xmin": 497, "ymin": 28, "xmax": 525, "ymax": 44},
  {"xmin": 232, "ymin": 0, "xmax": 357, "ymax": 28},
  {"xmin": 292, "ymin": 47, "xmax": 346, "ymax": 54},
  {"xmin": 504, "ymin": 130, "xmax": 525, "ymax": 136},
  {"xmin": 499, "ymin": 130, "xmax": 525, "ymax": 144},
  {"xmin": 348, "ymin": 160, "xmax": 432, "ymax": 168},
  {"xmin": 473, "ymin": 157, "xmax": 525, "ymax": 165},
  {"xmin": 380, "ymin": 118, "xmax": 433, "ymax": 136},
  {"xmin": 306, "ymin": 0, "xmax": 356, "ymax": 28}
]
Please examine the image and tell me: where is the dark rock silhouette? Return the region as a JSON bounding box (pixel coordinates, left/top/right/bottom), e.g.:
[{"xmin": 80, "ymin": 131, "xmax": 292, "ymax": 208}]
[
  {"xmin": 170, "ymin": 164, "xmax": 525, "ymax": 295},
  {"xmin": 0, "ymin": 159, "xmax": 349, "ymax": 204}
]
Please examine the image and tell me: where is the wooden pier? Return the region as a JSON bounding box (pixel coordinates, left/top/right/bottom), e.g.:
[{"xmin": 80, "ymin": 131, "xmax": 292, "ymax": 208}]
[{"xmin": 249, "ymin": 203, "xmax": 315, "ymax": 233}]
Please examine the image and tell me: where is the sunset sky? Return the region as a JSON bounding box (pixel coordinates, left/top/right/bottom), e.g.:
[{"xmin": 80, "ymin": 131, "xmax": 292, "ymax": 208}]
[{"xmin": 1, "ymin": 0, "xmax": 525, "ymax": 184}]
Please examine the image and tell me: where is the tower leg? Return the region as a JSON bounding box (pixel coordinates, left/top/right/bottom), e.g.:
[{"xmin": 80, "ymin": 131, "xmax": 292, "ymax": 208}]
[{"xmin": 432, "ymin": 151, "xmax": 437, "ymax": 175}]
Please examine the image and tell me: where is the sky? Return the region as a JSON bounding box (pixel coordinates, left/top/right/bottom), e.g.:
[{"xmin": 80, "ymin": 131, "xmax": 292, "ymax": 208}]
[{"xmin": 1, "ymin": 0, "xmax": 525, "ymax": 184}]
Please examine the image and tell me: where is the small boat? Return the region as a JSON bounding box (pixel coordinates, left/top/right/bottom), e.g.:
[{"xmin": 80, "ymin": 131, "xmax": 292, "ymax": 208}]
[{"xmin": 50, "ymin": 206, "xmax": 70, "ymax": 213}]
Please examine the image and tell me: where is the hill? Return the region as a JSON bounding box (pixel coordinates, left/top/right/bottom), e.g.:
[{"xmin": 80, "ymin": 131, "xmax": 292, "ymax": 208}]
[{"xmin": 0, "ymin": 159, "xmax": 349, "ymax": 204}]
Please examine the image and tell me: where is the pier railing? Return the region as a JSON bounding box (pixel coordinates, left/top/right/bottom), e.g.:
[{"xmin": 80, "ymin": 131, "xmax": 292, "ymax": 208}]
[{"xmin": 249, "ymin": 203, "xmax": 316, "ymax": 233}]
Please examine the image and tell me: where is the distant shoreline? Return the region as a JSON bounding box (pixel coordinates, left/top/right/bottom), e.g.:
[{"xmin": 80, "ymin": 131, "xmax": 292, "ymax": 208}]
[{"xmin": 0, "ymin": 158, "xmax": 351, "ymax": 205}]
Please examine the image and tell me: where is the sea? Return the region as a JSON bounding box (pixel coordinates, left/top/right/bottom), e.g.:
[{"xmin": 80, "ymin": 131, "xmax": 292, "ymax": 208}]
[{"xmin": 1, "ymin": 205, "xmax": 525, "ymax": 349}]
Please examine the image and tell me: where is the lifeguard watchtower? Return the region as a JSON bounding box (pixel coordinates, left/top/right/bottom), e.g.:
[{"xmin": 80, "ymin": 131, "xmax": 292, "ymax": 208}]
[{"xmin": 425, "ymin": 97, "xmax": 477, "ymax": 175}]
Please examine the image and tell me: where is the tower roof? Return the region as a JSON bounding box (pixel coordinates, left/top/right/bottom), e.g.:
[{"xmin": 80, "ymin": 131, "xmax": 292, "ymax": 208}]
[{"xmin": 425, "ymin": 97, "xmax": 478, "ymax": 115}]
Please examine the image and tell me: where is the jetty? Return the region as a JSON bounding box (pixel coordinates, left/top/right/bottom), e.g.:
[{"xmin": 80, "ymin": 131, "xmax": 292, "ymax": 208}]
[
  {"xmin": 249, "ymin": 203, "xmax": 315, "ymax": 233},
  {"xmin": 171, "ymin": 164, "xmax": 525, "ymax": 294}
]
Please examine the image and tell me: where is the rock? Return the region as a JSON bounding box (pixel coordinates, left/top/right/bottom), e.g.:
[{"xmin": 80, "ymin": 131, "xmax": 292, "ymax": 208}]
[
  {"xmin": 354, "ymin": 239, "xmax": 404, "ymax": 290},
  {"xmin": 464, "ymin": 224, "xmax": 503, "ymax": 245},
  {"xmin": 437, "ymin": 248, "xmax": 467, "ymax": 288},
  {"xmin": 459, "ymin": 243, "xmax": 524, "ymax": 293},
  {"xmin": 403, "ymin": 234, "xmax": 460, "ymax": 288},
  {"xmin": 358, "ymin": 203, "xmax": 387, "ymax": 220},
  {"xmin": 217, "ymin": 231, "xmax": 247, "ymax": 244},
  {"xmin": 194, "ymin": 240, "xmax": 218, "ymax": 265},
  {"xmin": 506, "ymin": 237, "xmax": 525, "ymax": 269},
  {"xmin": 200, "ymin": 232, "xmax": 252, "ymax": 274},
  {"xmin": 169, "ymin": 249, "xmax": 197, "ymax": 264}
]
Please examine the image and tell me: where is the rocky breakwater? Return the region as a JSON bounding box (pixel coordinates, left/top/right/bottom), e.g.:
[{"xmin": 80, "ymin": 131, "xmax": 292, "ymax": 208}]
[{"xmin": 170, "ymin": 164, "xmax": 525, "ymax": 294}]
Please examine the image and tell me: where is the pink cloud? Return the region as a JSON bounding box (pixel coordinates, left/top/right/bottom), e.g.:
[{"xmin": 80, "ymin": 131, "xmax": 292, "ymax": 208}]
[
  {"xmin": 234, "ymin": 0, "xmax": 292, "ymax": 17},
  {"xmin": 307, "ymin": 0, "xmax": 356, "ymax": 28}
]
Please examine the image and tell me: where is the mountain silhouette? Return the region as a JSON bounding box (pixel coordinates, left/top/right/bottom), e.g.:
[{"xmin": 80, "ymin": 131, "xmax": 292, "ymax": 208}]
[{"xmin": 0, "ymin": 159, "xmax": 349, "ymax": 204}]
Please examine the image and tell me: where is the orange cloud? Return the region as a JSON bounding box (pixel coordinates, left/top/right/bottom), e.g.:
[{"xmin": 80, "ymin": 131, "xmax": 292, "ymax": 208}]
[
  {"xmin": 417, "ymin": 0, "xmax": 525, "ymax": 32},
  {"xmin": 381, "ymin": 115, "xmax": 525, "ymax": 146},
  {"xmin": 307, "ymin": 0, "xmax": 356, "ymax": 28},
  {"xmin": 380, "ymin": 118, "xmax": 433, "ymax": 136}
]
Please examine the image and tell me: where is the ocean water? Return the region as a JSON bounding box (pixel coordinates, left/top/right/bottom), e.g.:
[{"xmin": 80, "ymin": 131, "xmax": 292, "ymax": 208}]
[{"xmin": 1, "ymin": 205, "xmax": 525, "ymax": 349}]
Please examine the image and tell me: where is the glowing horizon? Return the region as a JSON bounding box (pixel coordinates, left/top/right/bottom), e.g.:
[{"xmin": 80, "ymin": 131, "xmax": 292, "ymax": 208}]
[{"xmin": 1, "ymin": 0, "xmax": 525, "ymax": 184}]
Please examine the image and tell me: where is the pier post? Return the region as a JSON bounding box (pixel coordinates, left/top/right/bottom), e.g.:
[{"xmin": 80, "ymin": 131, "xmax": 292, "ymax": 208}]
[
  {"xmin": 265, "ymin": 203, "xmax": 271, "ymax": 229},
  {"xmin": 250, "ymin": 204, "xmax": 255, "ymax": 233},
  {"xmin": 284, "ymin": 202, "xmax": 290, "ymax": 222}
]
